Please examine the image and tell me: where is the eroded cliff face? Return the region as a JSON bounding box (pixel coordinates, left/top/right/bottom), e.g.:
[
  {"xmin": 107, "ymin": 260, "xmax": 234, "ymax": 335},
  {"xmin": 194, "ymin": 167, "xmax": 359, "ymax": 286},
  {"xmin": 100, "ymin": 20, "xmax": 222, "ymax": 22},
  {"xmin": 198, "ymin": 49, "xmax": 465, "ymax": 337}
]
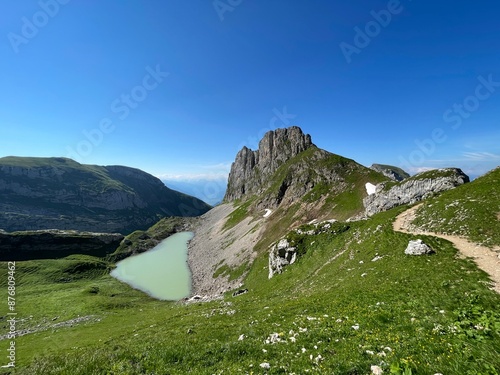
[
  {"xmin": 363, "ymin": 168, "xmax": 470, "ymax": 216},
  {"xmin": 0, "ymin": 157, "xmax": 211, "ymax": 234},
  {"xmin": 224, "ymin": 126, "xmax": 313, "ymax": 202},
  {"xmin": 0, "ymin": 229, "xmax": 123, "ymax": 261}
]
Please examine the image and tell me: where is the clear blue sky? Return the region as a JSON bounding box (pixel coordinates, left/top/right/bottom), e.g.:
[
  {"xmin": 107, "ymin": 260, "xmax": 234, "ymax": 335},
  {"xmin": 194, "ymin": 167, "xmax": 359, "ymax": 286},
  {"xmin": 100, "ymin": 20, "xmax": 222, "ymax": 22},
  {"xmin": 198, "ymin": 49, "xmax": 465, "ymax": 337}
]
[{"xmin": 1, "ymin": 0, "xmax": 499, "ymax": 180}]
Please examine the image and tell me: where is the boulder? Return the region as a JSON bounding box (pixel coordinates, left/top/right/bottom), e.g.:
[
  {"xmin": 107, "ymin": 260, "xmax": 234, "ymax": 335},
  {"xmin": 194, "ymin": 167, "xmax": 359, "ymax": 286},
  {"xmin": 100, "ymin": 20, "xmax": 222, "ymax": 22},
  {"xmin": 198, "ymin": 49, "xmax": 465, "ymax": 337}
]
[
  {"xmin": 268, "ymin": 238, "xmax": 297, "ymax": 278},
  {"xmin": 404, "ymin": 239, "xmax": 434, "ymax": 255}
]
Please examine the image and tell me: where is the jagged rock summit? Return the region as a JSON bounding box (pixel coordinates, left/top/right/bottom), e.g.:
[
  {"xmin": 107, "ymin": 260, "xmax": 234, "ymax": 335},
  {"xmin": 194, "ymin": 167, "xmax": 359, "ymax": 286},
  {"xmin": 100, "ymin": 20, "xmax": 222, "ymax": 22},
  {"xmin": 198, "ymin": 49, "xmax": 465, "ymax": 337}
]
[
  {"xmin": 223, "ymin": 126, "xmax": 391, "ymax": 220},
  {"xmin": 224, "ymin": 126, "xmax": 314, "ymax": 202}
]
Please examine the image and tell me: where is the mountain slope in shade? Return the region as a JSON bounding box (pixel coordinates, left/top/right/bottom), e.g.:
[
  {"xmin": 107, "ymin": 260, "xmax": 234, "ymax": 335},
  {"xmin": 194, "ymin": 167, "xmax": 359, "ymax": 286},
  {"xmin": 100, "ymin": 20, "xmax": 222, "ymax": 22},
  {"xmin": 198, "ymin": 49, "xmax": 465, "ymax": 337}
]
[{"xmin": 0, "ymin": 157, "xmax": 211, "ymax": 234}]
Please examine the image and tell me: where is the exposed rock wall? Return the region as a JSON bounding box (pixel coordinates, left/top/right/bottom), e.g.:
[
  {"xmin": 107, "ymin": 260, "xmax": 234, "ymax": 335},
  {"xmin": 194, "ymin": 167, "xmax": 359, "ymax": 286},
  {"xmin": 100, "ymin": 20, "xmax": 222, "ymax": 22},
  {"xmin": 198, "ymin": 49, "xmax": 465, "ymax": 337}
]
[
  {"xmin": 0, "ymin": 229, "xmax": 123, "ymax": 261},
  {"xmin": 0, "ymin": 157, "xmax": 211, "ymax": 233},
  {"xmin": 268, "ymin": 238, "xmax": 297, "ymax": 279},
  {"xmin": 363, "ymin": 168, "xmax": 469, "ymax": 216},
  {"xmin": 224, "ymin": 126, "xmax": 313, "ymax": 201}
]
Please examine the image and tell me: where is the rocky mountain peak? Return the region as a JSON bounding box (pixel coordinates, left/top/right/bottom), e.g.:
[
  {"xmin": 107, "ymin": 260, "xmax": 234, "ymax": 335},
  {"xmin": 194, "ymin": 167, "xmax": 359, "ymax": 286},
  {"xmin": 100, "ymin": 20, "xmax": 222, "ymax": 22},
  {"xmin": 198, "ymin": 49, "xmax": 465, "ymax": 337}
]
[{"xmin": 224, "ymin": 126, "xmax": 314, "ymax": 202}]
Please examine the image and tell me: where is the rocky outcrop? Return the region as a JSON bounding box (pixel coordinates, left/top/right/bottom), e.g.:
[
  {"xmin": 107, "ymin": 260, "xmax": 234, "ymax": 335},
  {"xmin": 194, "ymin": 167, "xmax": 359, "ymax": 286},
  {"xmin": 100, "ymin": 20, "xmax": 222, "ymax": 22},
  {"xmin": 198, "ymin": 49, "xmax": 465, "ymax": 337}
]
[
  {"xmin": 268, "ymin": 238, "xmax": 297, "ymax": 278},
  {"xmin": 404, "ymin": 239, "xmax": 434, "ymax": 255},
  {"xmin": 0, "ymin": 229, "xmax": 123, "ymax": 260},
  {"xmin": 268, "ymin": 220, "xmax": 350, "ymax": 278},
  {"xmin": 224, "ymin": 126, "xmax": 313, "ymax": 202},
  {"xmin": 370, "ymin": 164, "xmax": 410, "ymax": 182},
  {"xmin": 363, "ymin": 168, "xmax": 469, "ymax": 216},
  {"xmin": 224, "ymin": 126, "xmax": 390, "ymax": 216},
  {"xmin": 0, "ymin": 157, "xmax": 211, "ymax": 234}
]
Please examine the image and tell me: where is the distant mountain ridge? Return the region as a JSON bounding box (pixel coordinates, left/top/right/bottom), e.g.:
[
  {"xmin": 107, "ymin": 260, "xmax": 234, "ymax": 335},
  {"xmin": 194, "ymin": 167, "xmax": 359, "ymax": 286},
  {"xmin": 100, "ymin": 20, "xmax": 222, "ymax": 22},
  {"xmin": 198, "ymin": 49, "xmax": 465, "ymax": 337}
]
[
  {"xmin": 370, "ymin": 163, "xmax": 410, "ymax": 181},
  {"xmin": 0, "ymin": 157, "xmax": 211, "ymax": 233}
]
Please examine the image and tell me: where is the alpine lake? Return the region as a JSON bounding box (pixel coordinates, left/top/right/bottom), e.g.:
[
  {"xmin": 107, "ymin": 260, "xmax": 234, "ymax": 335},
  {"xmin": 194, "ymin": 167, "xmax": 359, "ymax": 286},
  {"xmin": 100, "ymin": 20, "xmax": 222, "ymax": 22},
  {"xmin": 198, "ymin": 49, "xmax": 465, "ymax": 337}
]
[{"xmin": 111, "ymin": 232, "xmax": 194, "ymax": 300}]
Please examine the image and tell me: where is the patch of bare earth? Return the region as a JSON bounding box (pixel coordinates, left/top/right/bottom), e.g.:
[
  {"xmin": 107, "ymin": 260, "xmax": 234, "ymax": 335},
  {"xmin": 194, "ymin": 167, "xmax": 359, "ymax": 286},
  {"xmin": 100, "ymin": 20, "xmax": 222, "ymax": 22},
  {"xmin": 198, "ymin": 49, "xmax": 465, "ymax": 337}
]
[{"xmin": 394, "ymin": 204, "xmax": 500, "ymax": 294}]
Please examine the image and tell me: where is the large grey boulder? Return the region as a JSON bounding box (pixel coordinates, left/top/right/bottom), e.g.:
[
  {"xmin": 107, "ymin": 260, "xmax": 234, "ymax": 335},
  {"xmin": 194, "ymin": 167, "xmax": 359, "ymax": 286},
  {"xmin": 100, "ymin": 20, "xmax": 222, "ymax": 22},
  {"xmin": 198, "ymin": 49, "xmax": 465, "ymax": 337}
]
[
  {"xmin": 404, "ymin": 239, "xmax": 434, "ymax": 255},
  {"xmin": 363, "ymin": 168, "xmax": 469, "ymax": 216},
  {"xmin": 268, "ymin": 238, "xmax": 297, "ymax": 278}
]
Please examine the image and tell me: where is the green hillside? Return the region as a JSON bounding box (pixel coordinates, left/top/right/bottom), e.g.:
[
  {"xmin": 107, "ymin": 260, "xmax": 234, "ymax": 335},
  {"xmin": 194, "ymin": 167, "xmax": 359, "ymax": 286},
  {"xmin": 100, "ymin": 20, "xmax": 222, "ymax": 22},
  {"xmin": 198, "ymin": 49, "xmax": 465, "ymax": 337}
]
[
  {"xmin": 2, "ymin": 201, "xmax": 499, "ymax": 374},
  {"xmin": 411, "ymin": 167, "xmax": 500, "ymax": 248}
]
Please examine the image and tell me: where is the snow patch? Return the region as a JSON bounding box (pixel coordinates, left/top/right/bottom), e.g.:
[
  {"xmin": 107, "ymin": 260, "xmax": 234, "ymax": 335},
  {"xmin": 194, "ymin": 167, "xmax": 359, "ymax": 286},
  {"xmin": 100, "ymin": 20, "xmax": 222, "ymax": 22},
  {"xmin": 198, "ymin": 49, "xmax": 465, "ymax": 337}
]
[
  {"xmin": 365, "ymin": 182, "xmax": 377, "ymax": 195},
  {"xmin": 263, "ymin": 209, "xmax": 272, "ymax": 218}
]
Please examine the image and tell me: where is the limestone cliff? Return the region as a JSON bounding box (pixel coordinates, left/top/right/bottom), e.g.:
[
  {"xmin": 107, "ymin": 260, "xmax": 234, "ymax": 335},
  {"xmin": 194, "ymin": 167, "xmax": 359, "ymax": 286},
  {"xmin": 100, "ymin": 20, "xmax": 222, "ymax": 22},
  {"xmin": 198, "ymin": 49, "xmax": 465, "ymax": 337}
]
[
  {"xmin": 363, "ymin": 168, "xmax": 469, "ymax": 216},
  {"xmin": 224, "ymin": 126, "xmax": 313, "ymax": 202},
  {"xmin": 223, "ymin": 126, "xmax": 390, "ymax": 224},
  {"xmin": 0, "ymin": 157, "xmax": 211, "ymax": 234}
]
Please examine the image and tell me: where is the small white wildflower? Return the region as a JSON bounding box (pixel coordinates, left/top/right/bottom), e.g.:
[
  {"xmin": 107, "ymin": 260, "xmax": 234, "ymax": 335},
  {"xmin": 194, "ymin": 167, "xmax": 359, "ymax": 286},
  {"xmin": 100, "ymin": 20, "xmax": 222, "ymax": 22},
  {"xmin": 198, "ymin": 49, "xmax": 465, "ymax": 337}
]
[
  {"xmin": 290, "ymin": 336, "xmax": 296, "ymax": 343},
  {"xmin": 307, "ymin": 316, "xmax": 317, "ymax": 321},
  {"xmin": 371, "ymin": 365, "xmax": 383, "ymax": 375},
  {"xmin": 238, "ymin": 334, "xmax": 245, "ymax": 341},
  {"xmin": 262, "ymin": 349, "xmax": 268, "ymax": 353},
  {"xmin": 260, "ymin": 362, "xmax": 270, "ymax": 370},
  {"xmin": 377, "ymin": 351, "xmax": 386, "ymax": 357},
  {"xmin": 299, "ymin": 327, "xmax": 307, "ymax": 333},
  {"xmin": 301, "ymin": 347, "xmax": 307, "ymax": 353},
  {"xmin": 361, "ymin": 273, "xmax": 368, "ymax": 277},
  {"xmin": 352, "ymin": 324, "xmax": 360, "ymax": 330},
  {"xmin": 366, "ymin": 350, "xmax": 374, "ymax": 355}
]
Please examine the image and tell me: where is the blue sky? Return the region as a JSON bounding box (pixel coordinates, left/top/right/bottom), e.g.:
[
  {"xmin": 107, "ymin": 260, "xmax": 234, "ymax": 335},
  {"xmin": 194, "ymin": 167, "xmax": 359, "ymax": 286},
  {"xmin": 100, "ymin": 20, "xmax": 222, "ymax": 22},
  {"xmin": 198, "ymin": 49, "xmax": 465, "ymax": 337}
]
[{"xmin": 1, "ymin": 0, "xmax": 499, "ymax": 182}]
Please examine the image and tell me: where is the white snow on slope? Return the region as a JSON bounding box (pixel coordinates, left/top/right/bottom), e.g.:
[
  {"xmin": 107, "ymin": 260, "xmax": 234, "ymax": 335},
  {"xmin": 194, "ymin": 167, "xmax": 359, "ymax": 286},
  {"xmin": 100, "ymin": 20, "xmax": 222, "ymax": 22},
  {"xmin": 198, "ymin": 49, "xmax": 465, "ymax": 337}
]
[{"xmin": 365, "ymin": 182, "xmax": 377, "ymax": 195}]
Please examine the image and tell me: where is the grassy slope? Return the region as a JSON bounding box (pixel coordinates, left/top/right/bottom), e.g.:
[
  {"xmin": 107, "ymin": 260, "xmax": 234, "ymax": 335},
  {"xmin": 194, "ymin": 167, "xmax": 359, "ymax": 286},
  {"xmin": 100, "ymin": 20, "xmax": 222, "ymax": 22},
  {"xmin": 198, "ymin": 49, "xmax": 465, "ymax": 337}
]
[
  {"xmin": 411, "ymin": 167, "xmax": 500, "ymax": 248},
  {"xmin": 2, "ymin": 206, "xmax": 499, "ymax": 374}
]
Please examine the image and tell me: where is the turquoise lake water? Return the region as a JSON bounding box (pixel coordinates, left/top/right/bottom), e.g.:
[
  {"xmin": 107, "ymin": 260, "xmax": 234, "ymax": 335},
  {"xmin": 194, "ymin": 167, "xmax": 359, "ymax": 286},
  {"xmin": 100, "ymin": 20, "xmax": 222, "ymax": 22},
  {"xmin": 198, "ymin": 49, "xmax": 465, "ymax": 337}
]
[{"xmin": 110, "ymin": 232, "xmax": 194, "ymax": 300}]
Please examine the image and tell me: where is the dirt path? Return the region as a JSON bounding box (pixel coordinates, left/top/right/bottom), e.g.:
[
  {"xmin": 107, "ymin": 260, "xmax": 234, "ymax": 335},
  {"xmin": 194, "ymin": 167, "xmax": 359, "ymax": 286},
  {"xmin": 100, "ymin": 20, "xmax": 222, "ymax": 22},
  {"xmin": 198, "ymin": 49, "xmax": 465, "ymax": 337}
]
[{"xmin": 394, "ymin": 204, "xmax": 500, "ymax": 294}]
